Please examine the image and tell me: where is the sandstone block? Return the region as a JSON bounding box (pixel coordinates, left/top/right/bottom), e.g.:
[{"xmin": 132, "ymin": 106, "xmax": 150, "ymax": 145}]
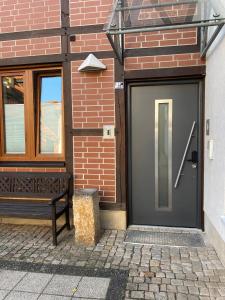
[{"xmin": 73, "ymin": 188, "xmax": 101, "ymax": 246}]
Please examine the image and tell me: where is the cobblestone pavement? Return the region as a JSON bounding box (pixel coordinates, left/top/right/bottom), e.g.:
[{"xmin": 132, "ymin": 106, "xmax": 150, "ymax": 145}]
[{"xmin": 0, "ymin": 224, "xmax": 225, "ymax": 299}]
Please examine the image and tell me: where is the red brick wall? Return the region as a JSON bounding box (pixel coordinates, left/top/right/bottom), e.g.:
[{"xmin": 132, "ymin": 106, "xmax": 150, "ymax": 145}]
[
  {"xmin": 0, "ymin": 0, "xmax": 206, "ymax": 205},
  {"xmin": 69, "ymin": 0, "xmax": 113, "ymax": 26},
  {"xmin": 0, "ymin": 0, "xmax": 61, "ymax": 33},
  {"xmin": 0, "ymin": 0, "xmax": 62, "ymax": 174},
  {"xmin": 69, "ymin": 0, "xmax": 115, "ymax": 202},
  {"xmin": 0, "ymin": 37, "xmax": 61, "ymax": 58},
  {"xmin": 71, "ymin": 59, "xmax": 114, "ymax": 128},
  {"xmin": 70, "ymin": 33, "xmax": 111, "ymax": 53},
  {"xmin": 71, "ymin": 59, "xmax": 116, "ymax": 202},
  {"xmin": 73, "ymin": 137, "xmax": 116, "ymax": 202},
  {"xmin": 125, "ymin": 53, "xmax": 205, "ymax": 70},
  {"xmin": 125, "ymin": 29, "xmax": 197, "ymax": 49}
]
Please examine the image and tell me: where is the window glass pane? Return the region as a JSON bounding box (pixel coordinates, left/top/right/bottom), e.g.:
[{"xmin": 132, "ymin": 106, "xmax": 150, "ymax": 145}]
[
  {"xmin": 40, "ymin": 76, "xmax": 62, "ymax": 154},
  {"xmin": 2, "ymin": 76, "xmax": 25, "ymax": 154},
  {"xmin": 155, "ymin": 100, "xmax": 172, "ymax": 210}
]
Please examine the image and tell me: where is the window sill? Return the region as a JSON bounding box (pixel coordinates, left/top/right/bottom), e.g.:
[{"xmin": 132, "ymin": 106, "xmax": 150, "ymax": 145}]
[{"xmin": 0, "ymin": 161, "xmax": 65, "ymax": 168}]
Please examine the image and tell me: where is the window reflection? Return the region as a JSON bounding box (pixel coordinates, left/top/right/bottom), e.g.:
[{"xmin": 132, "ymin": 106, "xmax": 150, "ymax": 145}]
[
  {"xmin": 39, "ymin": 76, "xmax": 62, "ymax": 154},
  {"xmin": 2, "ymin": 76, "xmax": 25, "ymax": 154}
]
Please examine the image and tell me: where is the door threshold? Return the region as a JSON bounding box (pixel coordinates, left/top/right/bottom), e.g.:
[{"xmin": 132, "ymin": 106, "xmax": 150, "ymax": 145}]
[{"xmin": 128, "ymin": 225, "xmax": 203, "ymax": 234}]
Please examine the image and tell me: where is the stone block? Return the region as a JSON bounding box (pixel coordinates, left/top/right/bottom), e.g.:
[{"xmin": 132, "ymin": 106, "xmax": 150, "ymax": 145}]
[
  {"xmin": 0, "ymin": 270, "xmax": 26, "ymax": 290},
  {"xmin": 4, "ymin": 291, "xmax": 39, "ymax": 300},
  {"xmin": 43, "ymin": 275, "xmax": 81, "ymax": 296},
  {"xmin": 14, "ymin": 273, "xmax": 53, "ymax": 293},
  {"xmin": 73, "ymin": 188, "xmax": 101, "ymax": 246},
  {"xmin": 73, "ymin": 277, "xmax": 110, "ymax": 299}
]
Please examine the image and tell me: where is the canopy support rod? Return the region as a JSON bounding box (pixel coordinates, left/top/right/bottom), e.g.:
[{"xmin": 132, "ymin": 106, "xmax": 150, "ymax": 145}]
[
  {"xmin": 201, "ymin": 23, "xmax": 224, "ymax": 57},
  {"xmin": 107, "ymin": 20, "xmax": 225, "ymax": 35},
  {"xmin": 106, "ymin": 33, "xmax": 123, "ymax": 64}
]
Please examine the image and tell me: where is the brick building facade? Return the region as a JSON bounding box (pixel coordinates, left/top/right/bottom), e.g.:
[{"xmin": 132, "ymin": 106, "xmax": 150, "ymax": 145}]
[{"xmin": 0, "ymin": 0, "xmax": 210, "ymax": 229}]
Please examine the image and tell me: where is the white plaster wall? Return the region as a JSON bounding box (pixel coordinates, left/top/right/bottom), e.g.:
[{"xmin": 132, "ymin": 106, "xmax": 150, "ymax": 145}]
[{"xmin": 204, "ymin": 2, "xmax": 225, "ymax": 242}]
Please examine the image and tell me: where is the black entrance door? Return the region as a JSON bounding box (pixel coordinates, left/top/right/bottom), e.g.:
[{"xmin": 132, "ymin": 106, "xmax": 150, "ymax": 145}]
[{"xmin": 128, "ymin": 83, "xmax": 201, "ymax": 228}]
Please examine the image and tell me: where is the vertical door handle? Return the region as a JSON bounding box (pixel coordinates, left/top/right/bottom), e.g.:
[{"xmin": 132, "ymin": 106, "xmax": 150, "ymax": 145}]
[{"xmin": 174, "ymin": 121, "xmax": 196, "ymax": 189}]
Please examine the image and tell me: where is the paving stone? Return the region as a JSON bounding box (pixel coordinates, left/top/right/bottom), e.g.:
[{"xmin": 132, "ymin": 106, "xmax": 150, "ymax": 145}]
[
  {"xmin": 167, "ymin": 293, "xmax": 175, "ymax": 300},
  {"xmin": 0, "ymin": 290, "xmax": 9, "ymax": 300},
  {"xmin": 188, "ymin": 286, "xmax": 199, "ymax": 295},
  {"xmin": 151, "ymin": 278, "xmax": 161, "ymax": 284},
  {"xmin": 14, "ymin": 272, "xmax": 53, "ymax": 293},
  {"xmin": 177, "ymin": 293, "xmax": 188, "ymax": 300},
  {"xmin": 199, "ymin": 287, "xmax": 209, "ymax": 296},
  {"xmin": 208, "ymin": 288, "xmax": 221, "ymax": 297},
  {"xmin": 159, "ymin": 284, "xmax": 167, "ymax": 292},
  {"xmin": 171, "ymin": 279, "xmax": 183, "ymax": 286},
  {"xmin": 149, "ymin": 284, "xmax": 159, "ymax": 292},
  {"xmin": 218, "ymin": 287, "xmax": 225, "ymax": 296},
  {"xmin": 187, "ymin": 296, "xmax": 199, "ymax": 300},
  {"xmin": 127, "ymin": 283, "xmax": 138, "ymax": 290},
  {"xmin": 73, "ymin": 298, "xmax": 99, "ymax": 300},
  {"xmin": 155, "ymin": 292, "xmax": 167, "ymax": 300},
  {"xmin": 144, "ymin": 291, "xmax": 155, "ymax": 299},
  {"xmin": 177, "ymin": 286, "xmax": 188, "ymax": 294},
  {"xmin": 0, "ymin": 270, "xmax": 26, "ymax": 290},
  {"xmin": 40, "ymin": 296, "xmax": 71, "ymax": 300},
  {"xmin": 167, "ymin": 285, "xmax": 177, "ymax": 293},
  {"xmin": 43, "ymin": 275, "xmax": 81, "ymax": 296},
  {"xmin": 134, "ymin": 277, "xmax": 145, "ymax": 283},
  {"xmin": 74, "ymin": 277, "xmax": 110, "ymax": 299},
  {"xmin": 131, "ymin": 290, "xmax": 145, "ymax": 298},
  {"xmin": 138, "ymin": 283, "xmax": 148, "ymax": 291},
  {"xmin": 4, "ymin": 291, "xmax": 39, "ymax": 300}
]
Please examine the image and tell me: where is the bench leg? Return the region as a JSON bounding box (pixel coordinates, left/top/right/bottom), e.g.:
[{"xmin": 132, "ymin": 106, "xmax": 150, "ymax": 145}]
[
  {"xmin": 52, "ymin": 206, "xmax": 57, "ymax": 246},
  {"xmin": 52, "ymin": 219, "xmax": 57, "ymax": 246},
  {"xmin": 65, "ymin": 206, "xmax": 71, "ymax": 230}
]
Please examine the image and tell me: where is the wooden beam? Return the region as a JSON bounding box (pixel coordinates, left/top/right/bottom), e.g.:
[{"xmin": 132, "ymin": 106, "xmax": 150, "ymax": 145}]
[
  {"xmin": 124, "ymin": 66, "xmax": 206, "ymax": 80},
  {"xmin": 0, "ymin": 161, "xmax": 65, "ymax": 167},
  {"xmin": 68, "ymin": 24, "xmax": 104, "ymax": 34},
  {"xmin": 0, "ymin": 54, "xmax": 65, "ymax": 67},
  {"xmin": 68, "ymin": 51, "xmax": 115, "ymax": 61},
  {"xmin": 114, "ymin": 57, "xmax": 126, "ymax": 207},
  {"xmin": 60, "ymin": 0, "xmax": 74, "ymax": 176},
  {"xmin": 0, "ymin": 28, "xmax": 63, "ymax": 41},
  {"xmin": 125, "ymin": 44, "xmax": 200, "ymax": 57},
  {"xmin": 71, "ymin": 128, "xmax": 103, "ymax": 136}
]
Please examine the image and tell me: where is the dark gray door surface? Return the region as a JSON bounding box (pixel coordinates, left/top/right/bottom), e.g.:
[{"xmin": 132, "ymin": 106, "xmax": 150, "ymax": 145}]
[{"xmin": 129, "ymin": 83, "xmax": 200, "ymax": 227}]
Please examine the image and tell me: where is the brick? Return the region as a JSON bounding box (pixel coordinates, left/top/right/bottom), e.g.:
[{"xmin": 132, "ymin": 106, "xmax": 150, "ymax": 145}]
[
  {"xmin": 0, "ymin": 0, "xmax": 61, "ymax": 33},
  {"xmin": 0, "ymin": 36, "xmax": 61, "ymax": 59}
]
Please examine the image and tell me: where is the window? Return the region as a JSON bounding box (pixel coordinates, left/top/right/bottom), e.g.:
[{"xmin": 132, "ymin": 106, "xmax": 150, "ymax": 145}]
[{"xmin": 0, "ymin": 68, "xmax": 64, "ymax": 161}]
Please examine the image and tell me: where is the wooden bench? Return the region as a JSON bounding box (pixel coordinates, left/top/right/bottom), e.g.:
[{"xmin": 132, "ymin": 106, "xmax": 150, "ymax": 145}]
[{"xmin": 0, "ymin": 172, "xmax": 72, "ymax": 246}]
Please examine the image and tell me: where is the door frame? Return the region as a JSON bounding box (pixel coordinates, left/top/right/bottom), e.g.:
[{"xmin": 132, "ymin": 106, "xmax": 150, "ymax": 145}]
[{"xmin": 126, "ymin": 78, "xmax": 205, "ymax": 229}]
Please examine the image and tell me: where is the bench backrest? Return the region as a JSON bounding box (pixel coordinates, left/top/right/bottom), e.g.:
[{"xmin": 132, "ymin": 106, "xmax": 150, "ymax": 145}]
[{"xmin": 0, "ymin": 172, "xmax": 71, "ymax": 198}]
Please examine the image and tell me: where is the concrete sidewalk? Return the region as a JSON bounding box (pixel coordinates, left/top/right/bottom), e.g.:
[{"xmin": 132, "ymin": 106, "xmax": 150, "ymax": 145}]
[{"xmin": 0, "ymin": 269, "xmax": 110, "ymax": 300}]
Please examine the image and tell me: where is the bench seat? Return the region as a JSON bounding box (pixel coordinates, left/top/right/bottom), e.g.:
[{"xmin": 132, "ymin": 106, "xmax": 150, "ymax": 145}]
[
  {"xmin": 0, "ymin": 200, "xmax": 67, "ymax": 219},
  {"xmin": 0, "ymin": 172, "xmax": 72, "ymax": 246}
]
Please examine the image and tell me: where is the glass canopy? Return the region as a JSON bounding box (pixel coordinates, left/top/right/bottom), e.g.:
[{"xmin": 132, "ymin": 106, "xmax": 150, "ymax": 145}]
[{"xmin": 105, "ymin": 0, "xmax": 225, "ymax": 63}]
